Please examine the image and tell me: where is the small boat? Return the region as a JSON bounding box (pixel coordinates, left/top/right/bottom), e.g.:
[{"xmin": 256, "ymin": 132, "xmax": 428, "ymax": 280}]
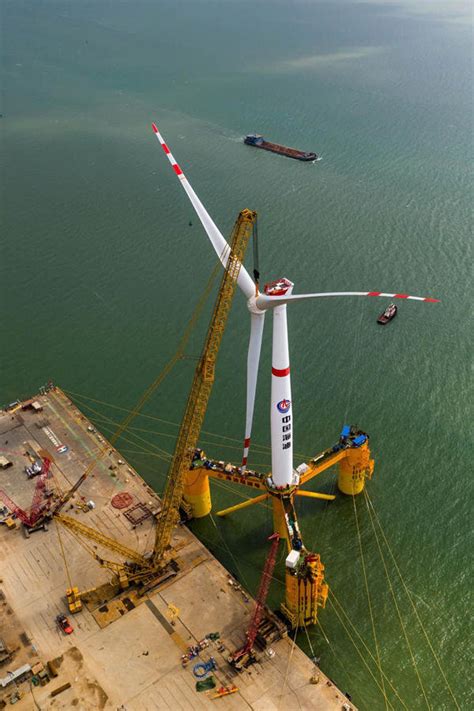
[{"xmin": 377, "ymin": 303, "xmax": 397, "ymax": 325}]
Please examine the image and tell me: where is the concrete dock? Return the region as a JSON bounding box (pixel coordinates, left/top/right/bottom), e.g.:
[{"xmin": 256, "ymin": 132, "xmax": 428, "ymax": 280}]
[{"xmin": 0, "ymin": 388, "xmax": 356, "ymax": 710}]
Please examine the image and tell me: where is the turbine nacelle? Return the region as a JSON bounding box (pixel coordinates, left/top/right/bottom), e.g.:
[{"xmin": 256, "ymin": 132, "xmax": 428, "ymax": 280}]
[{"xmin": 264, "ymin": 278, "xmax": 294, "ymax": 297}]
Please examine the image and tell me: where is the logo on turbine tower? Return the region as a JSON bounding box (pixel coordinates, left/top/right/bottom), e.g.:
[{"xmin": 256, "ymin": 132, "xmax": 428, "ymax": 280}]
[{"xmin": 277, "ymin": 399, "xmax": 291, "ymax": 413}]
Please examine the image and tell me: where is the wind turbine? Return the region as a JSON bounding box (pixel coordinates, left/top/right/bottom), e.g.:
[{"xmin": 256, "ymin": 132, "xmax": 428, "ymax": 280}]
[{"xmin": 151, "ymin": 122, "xmax": 439, "ymax": 492}]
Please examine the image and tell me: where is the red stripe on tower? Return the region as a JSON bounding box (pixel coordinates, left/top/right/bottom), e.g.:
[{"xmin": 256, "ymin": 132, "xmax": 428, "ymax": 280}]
[
  {"xmin": 242, "ymin": 457, "xmax": 248, "ymax": 466},
  {"xmin": 173, "ymin": 164, "xmax": 183, "ymax": 176},
  {"xmin": 162, "ymin": 143, "xmax": 171, "ymax": 155},
  {"xmin": 244, "ymin": 438, "xmax": 251, "ymax": 448},
  {"xmin": 367, "ymin": 292, "xmax": 381, "ymax": 297},
  {"xmin": 424, "ymin": 297, "xmax": 440, "ymax": 303},
  {"xmin": 151, "ymin": 123, "xmax": 158, "ymax": 134},
  {"xmin": 272, "ymin": 366, "xmax": 290, "ymax": 377},
  {"xmin": 394, "ymin": 294, "xmax": 409, "ymax": 299}
]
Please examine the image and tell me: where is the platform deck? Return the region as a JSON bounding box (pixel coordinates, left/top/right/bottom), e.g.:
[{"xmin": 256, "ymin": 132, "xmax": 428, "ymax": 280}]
[{"xmin": 0, "ymin": 389, "xmax": 355, "ymax": 710}]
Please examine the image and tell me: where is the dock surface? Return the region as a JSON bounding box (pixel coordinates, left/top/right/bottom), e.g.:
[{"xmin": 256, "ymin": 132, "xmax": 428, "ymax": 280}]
[{"xmin": 0, "ymin": 389, "xmax": 356, "ymax": 710}]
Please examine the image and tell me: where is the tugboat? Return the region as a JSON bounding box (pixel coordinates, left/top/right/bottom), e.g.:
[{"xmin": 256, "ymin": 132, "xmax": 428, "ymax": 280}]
[
  {"xmin": 244, "ymin": 134, "xmax": 318, "ymax": 162},
  {"xmin": 377, "ymin": 303, "xmax": 397, "ymax": 325}
]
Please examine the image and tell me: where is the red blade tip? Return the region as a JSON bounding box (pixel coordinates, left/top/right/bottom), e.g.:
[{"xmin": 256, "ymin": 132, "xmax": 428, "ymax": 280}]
[{"xmin": 151, "ymin": 123, "xmax": 158, "ymax": 134}]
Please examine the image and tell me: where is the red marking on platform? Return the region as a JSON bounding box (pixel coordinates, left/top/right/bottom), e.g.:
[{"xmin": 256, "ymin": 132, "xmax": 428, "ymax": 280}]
[
  {"xmin": 424, "ymin": 297, "xmax": 440, "ymax": 303},
  {"xmin": 272, "ymin": 366, "xmax": 290, "ymax": 377},
  {"xmin": 162, "ymin": 143, "xmax": 170, "ymax": 154},
  {"xmin": 173, "ymin": 164, "xmax": 183, "ymax": 176},
  {"xmin": 244, "ymin": 438, "xmax": 251, "ymax": 448},
  {"xmin": 395, "ymin": 293, "xmax": 409, "ymax": 299},
  {"xmin": 367, "ymin": 292, "xmax": 381, "ymax": 297},
  {"xmin": 152, "ymin": 123, "xmax": 158, "ymax": 133}
]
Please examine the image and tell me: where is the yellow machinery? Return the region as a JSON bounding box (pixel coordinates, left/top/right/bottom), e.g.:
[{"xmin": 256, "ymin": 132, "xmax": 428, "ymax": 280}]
[{"xmin": 56, "ymin": 209, "xmax": 257, "ymax": 604}]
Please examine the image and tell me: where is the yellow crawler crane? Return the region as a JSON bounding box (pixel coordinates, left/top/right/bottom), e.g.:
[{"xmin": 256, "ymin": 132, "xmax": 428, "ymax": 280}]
[
  {"xmin": 56, "ymin": 208, "xmax": 257, "ymax": 602},
  {"xmin": 151, "ymin": 208, "xmax": 257, "ymax": 566}
]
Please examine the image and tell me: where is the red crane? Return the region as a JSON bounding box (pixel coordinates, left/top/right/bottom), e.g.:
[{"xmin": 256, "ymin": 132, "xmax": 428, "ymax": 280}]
[
  {"xmin": 230, "ymin": 532, "xmax": 280, "ymax": 669},
  {"xmin": 0, "ymin": 458, "xmax": 51, "ymax": 528}
]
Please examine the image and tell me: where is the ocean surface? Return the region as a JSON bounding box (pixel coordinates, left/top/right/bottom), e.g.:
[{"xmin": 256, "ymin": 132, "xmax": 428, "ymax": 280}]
[{"xmin": 1, "ymin": 1, "xmax": 472, "ymax": 708}]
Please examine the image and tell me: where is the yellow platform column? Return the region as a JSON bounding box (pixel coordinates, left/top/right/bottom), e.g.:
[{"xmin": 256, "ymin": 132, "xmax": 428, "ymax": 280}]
[
  {"xmin": 183, "ymin": 469, "xmax": 212, "ymax": 518},
  {"xmin": 337, "ymin": 441, "xmax": 374, "ymax": 495},
  {"xmin": 272, "ymin": 496, "xmax": 289, "ymax": 543},
  {"xmin": 281, "ymin": 555, "xmax": 328, "ymax": 629}
]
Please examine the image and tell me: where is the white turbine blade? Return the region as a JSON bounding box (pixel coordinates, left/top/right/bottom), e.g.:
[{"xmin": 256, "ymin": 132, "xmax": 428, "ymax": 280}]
[
  {"xmin": 152, "ymin": 123, "xmax": 255, "ymax": 300},
  {"xmin": 241, "ymin": 312, "xmax": 265, "ymax": 468},
  {"xmin": 256, "ymin": 290, "xmax": 440, "ymax": 310}
]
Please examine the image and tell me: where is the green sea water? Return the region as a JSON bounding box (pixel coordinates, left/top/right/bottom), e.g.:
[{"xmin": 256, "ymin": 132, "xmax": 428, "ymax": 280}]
[{"xmin": 1, "ymin": 1, "xmax": 472, "ymax": 708}]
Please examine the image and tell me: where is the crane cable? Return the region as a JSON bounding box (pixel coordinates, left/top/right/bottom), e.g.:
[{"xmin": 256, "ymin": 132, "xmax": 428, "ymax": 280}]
[
  {"xmin": 364, "ymin": 490, "xmax": 460, "ymax": 711},
  {"xmin": 352, "ymin": 493, "xmax": 388, "ymax": 709}
]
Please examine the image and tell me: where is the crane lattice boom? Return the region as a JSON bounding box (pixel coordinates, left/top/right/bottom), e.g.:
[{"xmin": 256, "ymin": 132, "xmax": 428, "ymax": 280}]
[
  {"xmin": 230, "ymin": 532, "xmax": 280, "ymax": 666},
  {"xmin": 153, "ymin": 209, "xmax": 257, "ymax": 565}
]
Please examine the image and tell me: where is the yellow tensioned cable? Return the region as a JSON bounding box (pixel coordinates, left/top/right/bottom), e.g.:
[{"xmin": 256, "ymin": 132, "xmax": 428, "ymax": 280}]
[
  {"xmin": 54, "ymin": 258, "xmax": 221, "ymax": 509},
  {"xmin": 63, "ymin": 387, "xmax": 313, "ymax": 461},
  {"xmin": 93, "ymin": 422, "xmax": 171, "ymax": 463},
  {"xmin": 105, "ymin": 256, "xmax": 222, "ymax": 442},
  {"xmin": 84, "ymin": 409, "xmax": 273, "ymax": 466},
  {"xmin": 364, "ymin": 491, "xmax": 460, "ymax": 711},
  {"xmin": 352, "ymin": 494, "xmax": 388, "ymax": 709},
  {"xmin": 328, "ymin": 595, "xmax": 405, "ymax": 710},
  {"xmin": 363, "ymin": 491, "xmax": 431, "ymax": 709},
  {"xmin": 68, "ymin": 395, "xmax": 174, "ymax": 461},
  {"xmin": 316, "ymin": 619, "xmax": 397, "ymax": 711},
  {"xmin": 84, "ymin": 412, "xmax": 274, "ymax": 459},
  {"xmin": 329, "ymin": 590, "xmax": 410, "ymax": 709}
]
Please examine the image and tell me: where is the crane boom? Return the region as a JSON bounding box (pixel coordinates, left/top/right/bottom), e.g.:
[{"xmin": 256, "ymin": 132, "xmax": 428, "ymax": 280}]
[
  {"xmin": 52, "ymin": 209, "xmax": 256, "ymax": 599},
  {"xmin": 153, "ymin": 209, "xmax": 257, "ymax": 565},
  {"xmin": 230, "ymin": 532, "xmax": 280, "ymax": 667}
]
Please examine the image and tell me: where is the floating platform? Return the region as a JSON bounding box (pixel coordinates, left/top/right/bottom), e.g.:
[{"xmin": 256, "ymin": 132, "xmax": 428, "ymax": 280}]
[{"xmin": 0, "ymin": 388, "xmax": 356, "ymax": 710}]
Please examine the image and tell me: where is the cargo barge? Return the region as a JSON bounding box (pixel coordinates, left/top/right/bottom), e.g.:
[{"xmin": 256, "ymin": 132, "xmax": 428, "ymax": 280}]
[{"xmin": 244, "ymin": 134, "xmax": 318, "ymax": 161}]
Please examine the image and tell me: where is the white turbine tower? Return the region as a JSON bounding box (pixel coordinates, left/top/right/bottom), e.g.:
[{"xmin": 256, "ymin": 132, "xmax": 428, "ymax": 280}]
[{"xmin": 152, "ymin": 123, "xmax": 439, "ymax": 489}]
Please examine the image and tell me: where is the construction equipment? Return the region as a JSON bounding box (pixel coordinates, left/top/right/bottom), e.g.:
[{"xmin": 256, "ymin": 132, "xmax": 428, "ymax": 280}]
[
  {"xmin": 0, "ymin": 457, "xmax": 51, "ymax": 531},
  {"xmin": 229, "ymin": 533, "xmax": 280, "ymax": 670},
  {"xmin": 54, "ymin": 207, "xmax": 256, "ymax": 596},
  {"xmin": 193, "ymin": 657, "xmax": 217, "ymax": 678}
]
